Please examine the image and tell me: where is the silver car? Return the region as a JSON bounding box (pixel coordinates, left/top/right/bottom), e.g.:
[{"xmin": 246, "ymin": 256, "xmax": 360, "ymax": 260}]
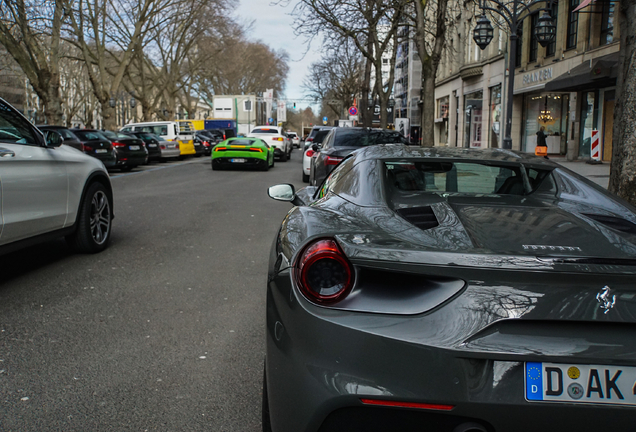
[{"xmin": 0, "ymin": 98, "xmax": 114, "ymax": 255}]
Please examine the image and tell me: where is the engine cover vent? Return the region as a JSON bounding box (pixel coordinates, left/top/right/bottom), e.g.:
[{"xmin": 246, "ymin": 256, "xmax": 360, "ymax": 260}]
[
  {"xmin": 583, "ymin": 213, "xmax": 636, "ymax": 235},
  {"xmin": 396, "ymin": 206, "xmax": 439, "ymax": 230}
]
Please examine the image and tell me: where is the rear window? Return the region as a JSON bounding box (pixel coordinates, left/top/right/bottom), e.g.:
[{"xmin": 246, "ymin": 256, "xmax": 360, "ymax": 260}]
[
  {"xmin": 102, "ymin": 131, "xmax": 133, "ymax": 140},
  {"xmin": 228, "ymin": 139, "xmax": 257, "ymax": 146},
  {"xmin": 385, "ymin": 161, "xmax": 529, "ymax": 195},
  {"xmin": 138, "ymin": 125, "xmax": 168, "ymax": 136},
  {"xmin": 334, "ymin": 129, "xmax": 408, "ymax": 147},
  {"xmin": 74, "ymin": 131, "xmax": 106, "ymax": 141},
  {"xmin": 313, "ymin": 130, "xmax": 331, "ymax": 144},
  {"xmin": 54, "ymin": 128, "xmax": 78, "ymax": 140}
]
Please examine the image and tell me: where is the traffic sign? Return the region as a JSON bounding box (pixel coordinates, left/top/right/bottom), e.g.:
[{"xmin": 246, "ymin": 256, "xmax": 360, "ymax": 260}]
[
  {"xmin": 268, "ymin": 117, "xmax": 273, "ymax": 123},
  {"xmin": 322, "ymin": 116, "xmax": 328, "ymax": 125},
  {"xmin": 348, "ymin": 106, "xmax": 358, "ymax": 116}
]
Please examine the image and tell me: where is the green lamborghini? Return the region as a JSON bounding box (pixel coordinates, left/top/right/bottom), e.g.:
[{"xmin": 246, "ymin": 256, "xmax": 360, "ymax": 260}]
[{"xmin": 211, "ymin": 137, "xmax": 275, "ymax": 171}]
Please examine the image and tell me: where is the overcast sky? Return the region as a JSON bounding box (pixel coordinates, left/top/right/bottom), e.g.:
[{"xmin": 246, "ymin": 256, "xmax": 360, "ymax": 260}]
[{"xmin": 234, "ymin": 0, "xmax": 322, "ymax": 109}]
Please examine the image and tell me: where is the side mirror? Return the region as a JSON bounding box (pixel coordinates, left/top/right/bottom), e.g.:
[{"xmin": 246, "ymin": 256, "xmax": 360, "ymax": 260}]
[
  {"xmin": 268, "ymin": 184, "xmax": 295, "ymax": 202},
  {"xmin": 44, "ymin": 130, "xmax": 63, "ymax": 148}
]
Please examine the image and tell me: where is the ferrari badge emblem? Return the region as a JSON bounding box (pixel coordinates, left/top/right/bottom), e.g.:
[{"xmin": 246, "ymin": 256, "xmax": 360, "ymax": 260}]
[{"xmin": 596, "ymin": 286, "xmax": 616, "ymax": 314}]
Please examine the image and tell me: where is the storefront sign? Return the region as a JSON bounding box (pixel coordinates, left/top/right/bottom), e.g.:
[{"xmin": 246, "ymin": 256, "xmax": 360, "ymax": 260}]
[{"xmin": 522, "ymin": 68, "xmax": 553, "ymax": 86}]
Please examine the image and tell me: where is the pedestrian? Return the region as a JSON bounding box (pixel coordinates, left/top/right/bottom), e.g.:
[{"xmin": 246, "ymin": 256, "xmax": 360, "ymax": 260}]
[{"xmin": 535, "ymin": 126, "xmax": 548, "ymax": 157}]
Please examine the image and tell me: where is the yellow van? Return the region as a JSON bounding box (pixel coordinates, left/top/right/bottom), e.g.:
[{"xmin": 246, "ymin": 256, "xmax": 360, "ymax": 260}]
[{"xmin": 121, "ymin": 121, "xmax": 195, "ymax": 156}]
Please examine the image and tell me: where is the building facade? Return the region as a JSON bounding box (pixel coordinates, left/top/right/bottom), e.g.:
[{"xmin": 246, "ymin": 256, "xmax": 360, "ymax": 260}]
[{"xmin": 419, "ymin": 0, "xmax": 619, "ymax": 160}]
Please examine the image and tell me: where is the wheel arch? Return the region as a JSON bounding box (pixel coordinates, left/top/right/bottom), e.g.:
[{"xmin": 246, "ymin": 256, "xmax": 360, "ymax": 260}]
[{"xmin": 77, "ymin": 171, "xmax": 115, "ymax": 222}]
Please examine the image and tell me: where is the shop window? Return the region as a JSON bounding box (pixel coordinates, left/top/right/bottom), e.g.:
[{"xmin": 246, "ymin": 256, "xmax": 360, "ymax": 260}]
[
  {"xmin": 489, "ymin": 85, "xmax": 502, "ymax": 148},
  {"xmin": 515, "ymin": 26, "xmax": 523, "ymax": 67},
  {"xmin": 529, "ymin": 13, "xmax": 539, "ymax": 62},
  {"xmin": 522, "ymin": 94, "xmax": 568, "ymax": 154},
  {"xmin": 464, "ymin": 90, "xmax": 483, "ymax": 148},
  {"xmin": 566, "ymin": 0, "xmax": 579, "ymax": 50},
  {"xmin": 600, "ymin": 1, "xmax": 615, "ymax": 45},
  {"xmin": 546, "ymin": 2, "xmax": 558, "ymax": 57}
]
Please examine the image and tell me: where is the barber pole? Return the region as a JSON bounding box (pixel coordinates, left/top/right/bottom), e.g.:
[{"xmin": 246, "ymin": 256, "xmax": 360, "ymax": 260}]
[{"xmin": 590, "ymin": 130, "xmax": 601, "ymax": 161}]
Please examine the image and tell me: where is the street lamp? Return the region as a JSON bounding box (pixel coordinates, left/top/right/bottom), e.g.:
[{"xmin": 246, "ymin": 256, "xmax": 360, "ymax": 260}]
[{"xmin": 472, "ymin": 0, "xmax": 556, "ymax": 149}]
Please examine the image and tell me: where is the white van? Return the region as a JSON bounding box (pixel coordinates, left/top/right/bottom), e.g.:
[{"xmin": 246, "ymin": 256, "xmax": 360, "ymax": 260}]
[{"xmin": 121, "ymin": 121, "xmax": 195, "ymax": 156}]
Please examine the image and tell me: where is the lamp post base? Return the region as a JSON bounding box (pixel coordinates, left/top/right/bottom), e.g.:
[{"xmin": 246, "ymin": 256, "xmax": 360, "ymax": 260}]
[{"xmin": 502, "ymin": 137, "xmax": 513, "ymax": 150}]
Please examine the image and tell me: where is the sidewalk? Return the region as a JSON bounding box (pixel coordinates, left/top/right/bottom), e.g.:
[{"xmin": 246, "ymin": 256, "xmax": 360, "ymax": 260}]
[{"xmin": 548, "ymin": 156, "xmax": 610, "ymax": 189}]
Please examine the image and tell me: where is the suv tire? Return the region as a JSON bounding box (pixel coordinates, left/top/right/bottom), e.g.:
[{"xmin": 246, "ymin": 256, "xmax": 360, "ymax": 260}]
[{"xmin": 67, "ymin": 182, "xmax": 112, "ymax": 253}]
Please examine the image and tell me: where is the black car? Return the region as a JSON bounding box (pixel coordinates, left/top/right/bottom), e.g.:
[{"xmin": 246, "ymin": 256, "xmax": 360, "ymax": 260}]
[
  {"xmin": 68, "ymin": 129, "xmax": 117, "ymax": 169},
  {"xmin": 196, "ymin": 130, "xmax": 220, "ymax": 156},
  {"xmin": 98, "ymin": 130, "xmax": 147, "ymax": 171},
  {"xmin": 304, "ymin": 125, "xmax": 333, "ymax": 150},
  {"xmin": 192, "ymin": 134, "xmax": 205, "ymax": 157},
  {"xmin": 265, "ymin": 145, "xmax": 636, "ymax": 432},
  {"xmin": 37, "ymin": 125, "xmax": 84, "ymax": 152},
  {"xmin": 125, "ymin": 131, "xmax": 162, "ymax": 162},
  {"xmin": 309, "ymin": 127, "xmax": 408, "ymax": 186}
]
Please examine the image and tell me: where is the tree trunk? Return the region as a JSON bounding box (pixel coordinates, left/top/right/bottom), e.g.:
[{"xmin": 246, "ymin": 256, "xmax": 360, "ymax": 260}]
[
  {"xmin": 608, "ymin": 0, "xmax": 636, "ymax": 205},
  {"xmin": 100, "ymin": 100, "xmax": 117, "ymax": 131},
  {"xmin": 43, "ymin": 79, "xmax": 63, "ymax": 125},
  {"xmin": 420, "ymin": 63, "xmax": 436, "ymax": 147},
  {"xmin": 360, "ymin": 41, "xmax": 373, "ymax": 127}
]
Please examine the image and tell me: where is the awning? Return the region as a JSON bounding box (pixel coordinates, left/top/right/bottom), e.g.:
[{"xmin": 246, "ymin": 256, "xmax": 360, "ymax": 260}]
[
  {"xmin": 543, "ymin": 52, "xmax": 618, "ymax": 92},
  {"xmin": 573, "ymin": 0, "xmax": 595, "ymax": 12}
]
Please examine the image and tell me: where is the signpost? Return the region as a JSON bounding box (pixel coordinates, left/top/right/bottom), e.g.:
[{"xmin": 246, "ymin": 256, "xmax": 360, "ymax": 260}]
[{"xmin": 348, "ymin": 106, "xmax": 358, "ymax": 116}]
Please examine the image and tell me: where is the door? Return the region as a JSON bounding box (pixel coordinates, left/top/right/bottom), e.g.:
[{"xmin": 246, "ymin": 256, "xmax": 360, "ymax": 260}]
[
  {"xmin": 0, "ymin": 106, "xmax": 68, "ymax": 246},
  {"xmin": 602, "ymin": 91, "xmax": 615, "ymax": 161}
]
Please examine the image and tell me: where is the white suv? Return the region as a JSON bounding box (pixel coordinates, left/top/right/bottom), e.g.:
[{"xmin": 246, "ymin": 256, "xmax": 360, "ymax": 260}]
[
  {"xmin": 247, "ymin": 126, "xmax": 292, "ymax": 161},
  {"xmin": 0, "ymin": 98, "xmax": 114, "ymax": 255}
]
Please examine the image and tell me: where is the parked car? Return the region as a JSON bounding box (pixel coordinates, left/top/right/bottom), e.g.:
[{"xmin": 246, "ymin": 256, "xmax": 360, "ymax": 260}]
[
  {"xmin": 302, "ymin": 127, "xmax": 333, "ymax": 183},
  {"xmin": 125, "ymin": 131, "xmax": 162, "ymax": 162},
  {"xmin": 37, "ymin": 125, "xmax": 83, "ymax": 151},
  {"xmin": 196, "ymin": 130, "xmax": 223, "ymax": 156},
  {"xmin": 287, "ymin": 131, "xmax": 300, "ymax": 148},
  {"xmin": 265, "ymin": 145, "xmax": 636, "ymax": 432},
  {"xmin": 98, "ymin": 130, "xmax": 148, "ymax": 171},
  {"xmin": 211, "ymin": 137, "xmax": 275, "ymax": 171},
  {"xmin": 309, "ymin": 127, "xmax": 408, "ymax": 186},
  {"xmin": 247, "ymin": 126, "xmax": 292, "ymax": 161},
  {"xmin": 157, "ymin": 136, "xmax": 180, "ymax": 161},
  {"xmin": 0, "ymin": 97, "xmax": 114, "ymax": 255},
  {"xmin": 70, "ymin": 129, "xmax": 117, "ymax": 169},
  {"xmin": 192, "ymin": 134, "xmax": 206, "ymax": 157},
  {"xmin": 120, "ymin": 121, "xmax": 195, "ymax": 157}
]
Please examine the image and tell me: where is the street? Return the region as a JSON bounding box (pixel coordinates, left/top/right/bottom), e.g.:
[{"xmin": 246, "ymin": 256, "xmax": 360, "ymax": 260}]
[{"xmin": 0, "ymin": 150, "xmax": 305, "ymax": 431}]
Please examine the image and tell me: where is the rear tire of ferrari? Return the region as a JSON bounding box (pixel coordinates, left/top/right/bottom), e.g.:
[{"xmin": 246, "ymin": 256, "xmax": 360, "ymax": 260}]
[
  {"xmin": 262, "ymin": 367, "xmax": 273, "ymax": 432},
  {"xmin": 67, "ymin": 182, "xmax": 112, "ymax": 254}
]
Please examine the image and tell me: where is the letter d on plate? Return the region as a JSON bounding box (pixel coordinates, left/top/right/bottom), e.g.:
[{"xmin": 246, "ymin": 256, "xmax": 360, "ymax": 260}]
[{"xmin": 526, "ymin": 362, "xmax": 543, "ymax": 401}]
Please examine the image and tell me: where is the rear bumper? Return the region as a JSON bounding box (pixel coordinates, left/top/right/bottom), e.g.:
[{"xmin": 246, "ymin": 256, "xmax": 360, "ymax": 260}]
[
  {"xmin": 266, "ymin": 270, "xmax": 636, "ymax": 432},
  {"xmin": 212, "ymin": 157, "xmax": 267, "ymax": 169}
]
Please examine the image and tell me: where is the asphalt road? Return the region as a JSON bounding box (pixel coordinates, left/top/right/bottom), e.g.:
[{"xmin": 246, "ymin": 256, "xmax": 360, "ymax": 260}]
[{"xmin": 0, "ymin": 149, "xmax": 306, "ymax": 431}]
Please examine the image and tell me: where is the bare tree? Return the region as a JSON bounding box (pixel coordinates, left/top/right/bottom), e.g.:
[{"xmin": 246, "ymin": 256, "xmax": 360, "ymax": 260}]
[
  {"xmin": 609, "ymin": 0, "xmax": 636, "ymax": 205},
  {"xmin": 62, "ymin": 0, "xmax": 172, "ymax": 129},
  {"xmin": 303, "ymin": 41, "xmax": 363, "ymax": 118},
  {"xmin": 410, "ymin": 0, "xmax": 451, "ymax": 147},
  {"xmin": 0, "ymin": 0, "xmax": 64, "ymax": 124},
  {"xmin": 293, "ymin": 0, "xmax": 407, "ymax": 128}
]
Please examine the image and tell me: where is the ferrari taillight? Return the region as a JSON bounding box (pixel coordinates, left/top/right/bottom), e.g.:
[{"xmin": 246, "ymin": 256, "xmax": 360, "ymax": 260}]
[
  {"xmin": 296, "ymin": 239, "xmax": 354, "ymax": 305},
  {"xmin": 325, "ymin": 156, "xmax": 343, "ymax": 166}
]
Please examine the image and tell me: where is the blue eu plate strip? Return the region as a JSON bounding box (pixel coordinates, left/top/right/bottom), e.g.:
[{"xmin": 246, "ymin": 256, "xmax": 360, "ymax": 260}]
[{"xmin": 526, "ymin": 362, "xmax": 543, "ymax": 401}]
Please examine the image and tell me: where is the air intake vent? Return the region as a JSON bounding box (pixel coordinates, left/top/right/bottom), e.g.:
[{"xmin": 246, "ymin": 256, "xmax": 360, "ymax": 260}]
[
  {"xmin": 396, "ymin": 206, "xmax": 439, "ymax": 230},
  {"xmin": 583, "ymin": 214, "xmax": 636, "ymax": 235}
]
